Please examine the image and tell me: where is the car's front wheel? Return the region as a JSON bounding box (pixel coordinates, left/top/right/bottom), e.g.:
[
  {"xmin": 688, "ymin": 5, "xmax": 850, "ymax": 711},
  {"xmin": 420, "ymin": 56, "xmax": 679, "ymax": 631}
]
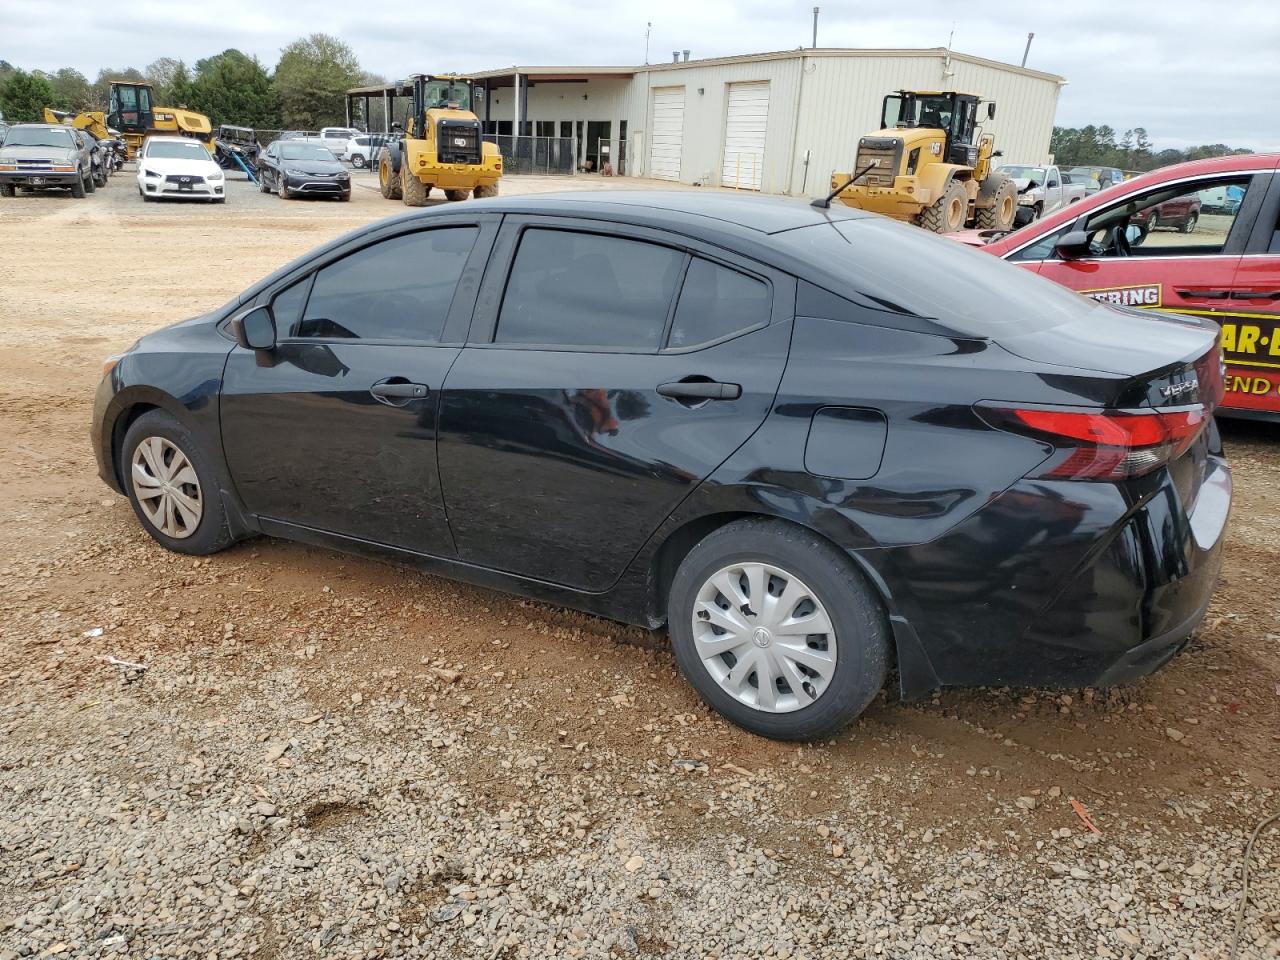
[
  {"xmin": 121, "ymin": 410, "xmax": 236, "ymax": 556},
  {"xmin": 668, "ymin": 519, "xmax": 890, "ymax": 741}
]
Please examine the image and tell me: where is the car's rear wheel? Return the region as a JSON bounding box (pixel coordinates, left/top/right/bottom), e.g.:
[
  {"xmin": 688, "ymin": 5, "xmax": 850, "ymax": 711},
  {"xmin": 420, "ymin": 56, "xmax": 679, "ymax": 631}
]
[
  {"xmin": 121, "ymin": 410, "xmax": 235, "ymax": 556},
  {"xmin": 351, "ymin": 154, "xmax": 365, "ymax": 168},
  {"xmin": 667, "ymin": 519, "xmax": 890, "ymax": 741}
]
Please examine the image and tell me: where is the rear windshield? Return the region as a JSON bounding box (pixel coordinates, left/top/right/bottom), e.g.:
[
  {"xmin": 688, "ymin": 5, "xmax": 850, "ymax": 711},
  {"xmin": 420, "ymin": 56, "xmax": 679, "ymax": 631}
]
[
  {"xmin": 777, "ymin": 217, "xmax": 1112, "ymax": 337},
  {"xmin": 3, "ymin": 127, "xmax": 73, "ymax": 148},
  {"xmin": 145, "ymin": 140, "xmax": 209, "ymax": 160}
]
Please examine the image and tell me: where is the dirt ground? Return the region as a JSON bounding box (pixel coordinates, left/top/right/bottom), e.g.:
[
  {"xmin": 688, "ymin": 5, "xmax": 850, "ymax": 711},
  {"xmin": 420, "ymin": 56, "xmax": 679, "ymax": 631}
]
[{"xmin": 0, "ymin": 170, "xmax": 1277, "ymax": 960}]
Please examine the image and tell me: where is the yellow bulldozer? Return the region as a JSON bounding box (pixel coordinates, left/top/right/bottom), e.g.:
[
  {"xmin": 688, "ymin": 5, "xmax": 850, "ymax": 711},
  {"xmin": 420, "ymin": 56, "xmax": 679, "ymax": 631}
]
[
  {"xmin": 830, "ymin": 90, "xmax": 1017, "ymax": 234},
  {"xmin": 105, "ymin": 80, "xmax": 214, "ymax": 160},
  {"xmin": 377, "ymin": 74, "xmax": 502, "ymax": 206}
]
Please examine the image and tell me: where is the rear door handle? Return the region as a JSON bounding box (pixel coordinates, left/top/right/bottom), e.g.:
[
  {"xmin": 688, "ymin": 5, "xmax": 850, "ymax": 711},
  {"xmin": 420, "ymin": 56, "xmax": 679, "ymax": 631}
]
[
  {"xmin": 1231, "ymin": 290, "xmax": 1280, "ymax": 300},
  {"xmin": 657, "ymin": 379, "xmax": 742, "ymax": 401},
  {"xmin": 1174, "ymin": 288, "xmax": 1233, "ymax": 300}
]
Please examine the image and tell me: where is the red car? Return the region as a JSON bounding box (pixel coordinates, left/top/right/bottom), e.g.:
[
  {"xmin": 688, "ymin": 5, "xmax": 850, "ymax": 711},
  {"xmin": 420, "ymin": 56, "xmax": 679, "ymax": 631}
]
[{"xmin": 976, "ymin": 153, "xmax": 1280, "ymax": 421}]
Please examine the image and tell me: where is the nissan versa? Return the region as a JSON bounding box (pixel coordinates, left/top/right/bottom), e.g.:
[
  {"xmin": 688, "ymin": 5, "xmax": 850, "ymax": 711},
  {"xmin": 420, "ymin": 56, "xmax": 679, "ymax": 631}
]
[{"xmin": 92, "ymin": 193, "xmax": 1231, "ymax": 740}]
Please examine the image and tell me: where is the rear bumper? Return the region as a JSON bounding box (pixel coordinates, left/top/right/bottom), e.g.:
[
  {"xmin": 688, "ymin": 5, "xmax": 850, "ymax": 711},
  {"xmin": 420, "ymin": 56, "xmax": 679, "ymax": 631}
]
[{"xmin": 878, "ymin": 451, "xmax": 1231, "ymax": 696}]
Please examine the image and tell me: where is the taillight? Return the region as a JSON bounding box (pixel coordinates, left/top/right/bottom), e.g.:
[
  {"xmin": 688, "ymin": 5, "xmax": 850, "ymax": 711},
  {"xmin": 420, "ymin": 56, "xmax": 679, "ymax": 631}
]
[{"xmin": 978, "ymin": 404, "xmax": 1207, "ymax": 480}]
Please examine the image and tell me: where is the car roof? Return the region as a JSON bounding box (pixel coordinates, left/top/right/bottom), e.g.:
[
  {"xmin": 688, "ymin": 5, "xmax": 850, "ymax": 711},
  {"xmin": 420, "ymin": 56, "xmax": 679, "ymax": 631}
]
[{"xmin": 471, "ymin": 191, "xmax": 874, "ymax": 236}]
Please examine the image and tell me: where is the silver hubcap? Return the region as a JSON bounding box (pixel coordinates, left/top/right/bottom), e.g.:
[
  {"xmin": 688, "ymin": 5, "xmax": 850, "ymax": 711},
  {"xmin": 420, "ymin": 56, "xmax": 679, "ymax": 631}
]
[
  {"xmin": 130, "ymin": 436, "xmax": 203, "ymax": 539},
  {"xmin": 692, "ymin": 562, "xmax": 837, "ymax": 714}
]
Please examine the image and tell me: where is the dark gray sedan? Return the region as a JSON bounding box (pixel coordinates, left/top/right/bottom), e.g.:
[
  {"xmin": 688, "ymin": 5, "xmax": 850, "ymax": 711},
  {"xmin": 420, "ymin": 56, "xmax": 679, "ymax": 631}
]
[{"xmin": 257, "ymin": 141, "xmax": 350, "ymax": 201}]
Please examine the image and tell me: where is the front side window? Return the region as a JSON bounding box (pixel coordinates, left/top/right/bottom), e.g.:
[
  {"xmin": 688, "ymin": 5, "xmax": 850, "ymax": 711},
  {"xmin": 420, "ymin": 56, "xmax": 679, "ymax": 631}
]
[
  {"xmin": 668, "ymin": 259, "xmax": 770, "ymax": 349},
  {"xmin": 495, "ymin": 229, "xmax": 684, "ymax": 349},
  {"xmin": 1083, "ymin": 176, "xmax": 1253, "ymax": 258},
  {"xmin": 289, "ymin": 228, "xmax": 478, "ymax": 341}
]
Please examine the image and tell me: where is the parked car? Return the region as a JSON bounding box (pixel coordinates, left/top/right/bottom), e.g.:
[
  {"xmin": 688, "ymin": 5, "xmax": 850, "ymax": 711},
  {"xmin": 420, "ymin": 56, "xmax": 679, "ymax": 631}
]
[
  {"xmin": 92, "ymin": 193, "xmax": 1230, "ymax": 740},
  {"xmin": 344, "ymin": 133, "xmax": 393, "ymax": 168},
  {"xmin": 136, "ymin": 136, "xmax": 226, "ymax": 202},
  {"xmin": 1066, "ymin": 165, "xmax": 1126, "ymax": 195},
  {"xmin": 0, "ymin": 122, "xmax": 96, "ymax": 198},
  {"xmin": 999, "ymin": 163, "xmax": 1087, "ymax": 219},
  {"xmin": 977, "ymin": 152, "xmax": 1280, "ymax": 421},
  {"xmin": 258, "ymin": 141, "xmax": 350, "ymax": 200},
  {"xmin": 278, "ymin": 127, "xmax": 362, "ymax": 159}
]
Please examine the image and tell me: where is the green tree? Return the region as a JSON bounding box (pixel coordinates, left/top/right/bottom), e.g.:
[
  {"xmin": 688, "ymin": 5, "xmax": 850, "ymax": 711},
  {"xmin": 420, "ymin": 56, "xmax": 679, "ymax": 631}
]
[
  {"xmin": 273, "ymin": 33, "xmax": 361, "ymax": 129},
  {"xmin": 0, "ymin": 69, "xmax": 55, "ymax": 122},
  {"xmin": 145, "ymin": 57, "xmax": 185, "ymax": 104},
  {"xmin": 45, "ymin": 68, "xmax": 93, "ymax": 112},
  {"xmin": 189, "ymin": 50, "xmax": 280, "ymax": 127},
  {"xmin": 166, "ymin": 61, "xmax": 196, "ymax": 109}
]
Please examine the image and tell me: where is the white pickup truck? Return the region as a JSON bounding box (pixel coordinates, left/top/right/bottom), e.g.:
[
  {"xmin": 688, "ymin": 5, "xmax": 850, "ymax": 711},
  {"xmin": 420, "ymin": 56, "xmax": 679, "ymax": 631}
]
[
  {"xmin": 999, "ymin": 163, "xmax": 1088, "ymax": 220},
  {"xmin": 278, "ymin": 127, "xmax": 361, "ymax": 160}
]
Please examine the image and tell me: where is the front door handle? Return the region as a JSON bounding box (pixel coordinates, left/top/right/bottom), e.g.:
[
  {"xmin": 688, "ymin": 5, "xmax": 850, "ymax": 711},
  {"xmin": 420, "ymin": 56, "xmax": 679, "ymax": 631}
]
[
  {"xmin": 1174, "ymin": 288, "xmax": 1233, "ymax": 300},
  {"xmin": 657, "ymin": 379, "xmax": 742, "ymax": 401},
  {"xmin": 370, "ymin": 380, "xmax": 429, "ymax": 405},
  {"xmin": 1232, "ymin": 290, "xmax": 1280, "ymax": 300}
]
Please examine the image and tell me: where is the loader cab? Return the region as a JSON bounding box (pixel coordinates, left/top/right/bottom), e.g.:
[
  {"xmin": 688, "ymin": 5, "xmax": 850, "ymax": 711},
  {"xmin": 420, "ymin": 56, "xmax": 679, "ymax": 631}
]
[
  {"xmin": 407, "ymin": 74, "xmax": 475, "ymax": 135},
  {"xmin": 881, "ymin": 91, "xmax": 992, "ymax": 167},
  {"xmin": 107, "ymin": 82, "xmax": 155, "ymax": 134}
]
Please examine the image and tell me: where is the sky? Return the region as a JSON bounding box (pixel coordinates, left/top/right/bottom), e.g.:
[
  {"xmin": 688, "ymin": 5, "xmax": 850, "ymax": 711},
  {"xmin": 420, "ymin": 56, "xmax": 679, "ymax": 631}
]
[{"xmin": 5, "ymin": 0, "xmax": 1279, "ymax": 151}]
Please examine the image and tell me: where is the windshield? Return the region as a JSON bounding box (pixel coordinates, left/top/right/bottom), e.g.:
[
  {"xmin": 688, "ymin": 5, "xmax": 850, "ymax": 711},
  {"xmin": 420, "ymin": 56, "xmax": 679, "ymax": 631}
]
[
  {"xmin": 280, "ymin": 143, "xmax": 336, "ymax": 161},
  {"xmin": 883, "ymin": 94, "xmax": 955, "ymax": 131},
  {"xmin": 778, "ymin": 217, "xmax": 1106, "ymax": 337},
  {"xmin": 145, "ymin": 140, "xmax": 209, "ymax": 160},
  {"xmin": 3, "ymin": 127, "xmax": 74, "ymax": 149},
  {"xmin": 423, "ymin": 79, "xmax": 472, "ymax": 109},
  {"xmin": 1001, "ymin": 165, "xmax": 1046, "ymax": 181}
]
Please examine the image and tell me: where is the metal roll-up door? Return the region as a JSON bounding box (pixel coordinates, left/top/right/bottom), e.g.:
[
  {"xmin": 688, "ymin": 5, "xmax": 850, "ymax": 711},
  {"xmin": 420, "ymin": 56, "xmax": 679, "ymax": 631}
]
[
  {"xmin": 722, "ymin": 81, "xmax": 770, "ymax": 190},
  {"xmin": 649, "ymin": 87, "xmax": 685, "ymax": 182}
]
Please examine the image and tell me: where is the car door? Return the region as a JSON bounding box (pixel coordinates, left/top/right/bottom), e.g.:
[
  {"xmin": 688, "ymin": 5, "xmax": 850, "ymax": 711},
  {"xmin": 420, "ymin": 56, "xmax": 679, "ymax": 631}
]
[
  {"xmin": 436, "ymin": 218, "xmax": 794, "ymax": 591},
  {"xmin": 1221, "ymin": 171, "xmax": 1280, "ymax": 415},
  {"xmin": 220, "ymin": 216, "xmax": 499, "ymax": 553}
]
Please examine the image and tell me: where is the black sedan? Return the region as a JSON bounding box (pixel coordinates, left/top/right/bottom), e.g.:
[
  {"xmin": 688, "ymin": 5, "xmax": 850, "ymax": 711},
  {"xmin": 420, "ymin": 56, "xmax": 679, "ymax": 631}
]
[
  {"xmin": 92, "ymin": 192, "xmax": 1230, "ymax": 740},
  {"xmin": 257, "ymin": 141, "xmax": 350, "ymax": 200}
]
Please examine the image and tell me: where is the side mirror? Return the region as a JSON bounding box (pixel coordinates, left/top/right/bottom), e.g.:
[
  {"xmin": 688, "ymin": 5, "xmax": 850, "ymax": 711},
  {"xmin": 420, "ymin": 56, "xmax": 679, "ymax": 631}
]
[
  {"xmin": 992, "ymin": 149, "xmax": 1003, "ymax": 158},
  {"xmin": 231, "ymin": 305, "xmax": 276, "ymax": 350},
  {"xmin": 987, "ymin": 103, "xmax": 996, "ymax": 120},
  {"xmin": 1054, "ymin": 230, "xmax": 1093, "ymax": 261}
]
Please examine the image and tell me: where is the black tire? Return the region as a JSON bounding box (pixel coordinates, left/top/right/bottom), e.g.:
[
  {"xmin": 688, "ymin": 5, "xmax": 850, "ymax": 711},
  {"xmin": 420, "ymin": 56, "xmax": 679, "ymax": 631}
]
[
  {"xmin": 277, "ymin": 174, "xmax": 290, "ymax": 200},
  {"xmin": 1180, "ymin": 213, "xmax": 1198, "ymax": 234},
  {"xmin": 121, "ymin": 410, "xmax": 236, "ymax": 557},
  {"xmin": 378, "ymin": 149, "xmax": 402, "ymax": 200},
  {"xmin": 444, "ymin": 188, "xmax": 469, "ymax": 202},
  {"xmin": 975, "ymin": 175, "xmax": 1016, "ymax": 230},
  {"xmin": 351, "ymin": 153, "xmax": 366, "ymax": 169},
  {"xmin": 667, "ymin": 518, "xmax": 891, "ymax": 741},
  {"xmin": 71, "ymin": 172, "xmax": 87, "ymax": 198},
  {"xmin": 0, "ymin": 183, "xmax": 16, "ymax": 198},
  {"xmin": 1148, "ymin": 210, "xmax": 1159, "ymax": 230},
  {"xmin": 259, "ymin": 173, "xmax": 270, "ymax": 194},
  {"xmin": 84, "ymin": 172, "xmax": 96, "ymax": 194},
  {"xmin": 920, "ymin": 180, "xmax": 967, "ymax": 233},
  {"xmin": 473, "ymin": 182, "xmax": 499, "ymax": 199},
  {"xmin": 401, "ymin": 164, "xmax": 429, "ymax": 206}
]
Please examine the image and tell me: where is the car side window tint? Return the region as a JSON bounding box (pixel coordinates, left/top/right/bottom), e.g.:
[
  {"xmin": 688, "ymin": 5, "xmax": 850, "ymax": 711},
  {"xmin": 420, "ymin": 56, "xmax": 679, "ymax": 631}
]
[
  {"xmin": 1008, "ymin": 224, "xmax": 1072, "ymax": 262},
  {"xmin": 667, "ymin": 258, "xmax": 770, "ymax": 349},
  {"xmin": 1084, "ymin": 176, "xmax": 1252, "ymax": 258},
  {"xmin": 271, "ymin": 278, "xmax": 311, "ymax": 336},
  {"xmin": 293, "ymin": 227, "xmax": 478, "ymax": 341},
  {"xmin": 495, "ymin": 228, "xmax": 684, "ymax": 349}
]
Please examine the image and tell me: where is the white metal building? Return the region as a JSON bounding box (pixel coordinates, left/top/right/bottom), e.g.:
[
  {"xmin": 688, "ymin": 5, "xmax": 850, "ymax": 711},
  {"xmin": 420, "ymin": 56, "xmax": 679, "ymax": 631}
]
[{"xmin": 466, "ymin": 48, "xmax": 1065, "ymax": 196}]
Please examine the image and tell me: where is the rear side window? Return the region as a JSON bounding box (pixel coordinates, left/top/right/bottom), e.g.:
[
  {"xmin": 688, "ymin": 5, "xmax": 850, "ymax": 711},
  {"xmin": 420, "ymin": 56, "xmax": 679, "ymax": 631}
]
[
  {"xmin": 668, "ymin": 258, "xmax": 770, "ymax": 348},
  {"xmin": 495, "ymin": 229, "xmax": 685, "ymax": 349},
  {"xmin": 290, "ymin": 227, "xmax": 477, "ymax": 341}
]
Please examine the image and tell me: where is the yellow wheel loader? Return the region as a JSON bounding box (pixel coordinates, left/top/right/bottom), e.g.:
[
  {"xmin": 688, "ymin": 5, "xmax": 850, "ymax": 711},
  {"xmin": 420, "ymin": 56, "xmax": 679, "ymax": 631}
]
[
  {"xmin": 376, "ymin": 74, "xmax": 502, "ymax": 207},
  {"xmin": 106, "ymin": 81, "xmax": 214, "ymax": 160},
  {"xmin": 830, "ymin": 90, "xmax": 1017, "ymax": 234}
]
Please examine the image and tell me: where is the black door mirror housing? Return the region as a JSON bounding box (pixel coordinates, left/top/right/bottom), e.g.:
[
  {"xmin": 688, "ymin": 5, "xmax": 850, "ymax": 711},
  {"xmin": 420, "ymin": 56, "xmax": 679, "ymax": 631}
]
[
  {"xmin": 231, "ymin": 305, "xmax": 277, "ymax": 350},
  {"xmin": 1054, "ymin": 230, "xmax": 1093, "ymax": 261},
  {"xmin": 987, "ymin": 103, "xmax": 996, "ymax": 120}
]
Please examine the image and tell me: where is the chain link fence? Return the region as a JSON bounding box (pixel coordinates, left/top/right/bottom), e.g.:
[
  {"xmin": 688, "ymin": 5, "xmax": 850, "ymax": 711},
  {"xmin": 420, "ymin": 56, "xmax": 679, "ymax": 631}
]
[{"xmin": 484, "ymin": 135, "xmax": 576, "ymax": 176}]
